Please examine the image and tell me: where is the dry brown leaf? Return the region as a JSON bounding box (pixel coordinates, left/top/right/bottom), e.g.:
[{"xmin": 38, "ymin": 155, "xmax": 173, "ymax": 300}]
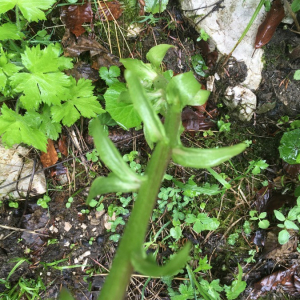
[
  {"xmin": 40, "ymin": 139, "xmax": 58, "ymax": 168},
  {"xmin": 65, "ymin": 61, "xmax": 99, "ymax": 82},
  {"xmin": 61, "ymin": 2, "xmax": 93, "ymax": 37},
  {"xmin": 58, "ymin": 136, "xmax": 68, "ymax": 156},
  {"xmin": 97, "ymin": 1, "xmax": 123, "ymax": 21}
]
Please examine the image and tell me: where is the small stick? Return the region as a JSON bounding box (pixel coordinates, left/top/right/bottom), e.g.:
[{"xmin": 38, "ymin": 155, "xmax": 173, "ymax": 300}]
[{"xmin": 0, "ymin": 224, "xmax": 49, "ymax": 237}]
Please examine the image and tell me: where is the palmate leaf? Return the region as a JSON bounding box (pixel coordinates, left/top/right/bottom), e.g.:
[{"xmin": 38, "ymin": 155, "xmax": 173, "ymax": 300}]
[
  {"xmin": 0, "ymin": 23, "xmax": 25, "ymax": 40},
  {"xmin": 10, "ymin": 44, "xmax": 73, "ymax": 110},
  {"xmin": 0, "ymin": 104, "xmax": 47, "ymax": 151},
  {"xmin": 51, "ymin": 77, "xmax": 105, "ymax": 126},
  {"xmin": 39, "ymin": 105, "xmax": 61, "ymax": 140},
  {"xmin": 0, "ymin": 0, "xmax": 56, "ymax": 22}
]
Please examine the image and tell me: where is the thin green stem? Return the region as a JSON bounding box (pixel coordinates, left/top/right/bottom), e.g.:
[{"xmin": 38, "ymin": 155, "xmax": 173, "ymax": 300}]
[
  {"xmin": 97, "ymin": 105, "xmax": 182, "ymax": 300},
  {"xmin": 15, "ymin": 6, "xmax": 21, "ymax": 32}
]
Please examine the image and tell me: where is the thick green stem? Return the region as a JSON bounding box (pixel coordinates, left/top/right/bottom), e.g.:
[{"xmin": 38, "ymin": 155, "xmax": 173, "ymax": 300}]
[{"xmin": 97, "ymin": 104, "xmax": 181, "ymax": 300}]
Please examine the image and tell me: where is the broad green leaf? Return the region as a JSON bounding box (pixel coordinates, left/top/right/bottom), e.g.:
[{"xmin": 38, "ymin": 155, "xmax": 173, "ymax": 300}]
[
  {"xmin": 51, "ymin": 78, "xmax": 105, "ymax": 126},
  {"xmin": 259, "ymin": 212, "xmax": 267, "ymax": 219},
  {"xmin": 146, "ymin": 44, "xmax": 174, "ymax": 69},
  {"xmin": 144, "ymin": 0, "xmax": 168, "ymax": 13},
  {"xmin": 131, "ymin": 242, "xmax": 191, "ymax": 276},
  {"xmin": 166, "ymin": 72, "xmax": 210, "ymax": 106},
  {"xmin": 224, "ymin": 264, "xmax": 246, "ymax": 300},
  {"xmin": 0, "ymin": 104, "xmax": 47, "ymax": 151},
  {"xmin": 0, "ymin": 23, "xmax": 25, "ymax": 40},
  {"xmin": 278, "ymin": 229, "xmax": 290, "ymax": 244},
  {"xmin": 274, "ymin": 210, "xmax": 286, "ymax": 222},
  {"xmin": 294, "ymin": 70, "xmax": 300, "ymax": 80},
  {"xmin": 287, "ymin": 206, "xmax": 300, "ymax": 220},
  {"xmin": 105, "ymin": 82, "xmax": 141, "ymax": 129},
  {"xmin": 99, "ymin": 66, "xmax": 120, "ymax": 86},
  {"xmin": 279, "ymin": 129, "xmax": 300, "ymax": 164},
  {"xmin": 120, "ymin": 58, "xmax": 158, "ymax": 85},
  {"xmin": 125, "ymin": 70, "xmax": 166, "ymax": 143},
  {"xmin": 191, "ymin": 54, "xmax": 207, "ymax": 77},
  {"xmin": 170, "ymin": 226, "xmax": 182, "ymax": 240},
  {"xmin": 172, "ymin": 143, "xmax": 247, "ymax": 169},
  {"xmin": 258, "ymin": 220, "xmax": 270, "ymax": 229},
  {"xmin": 291, "ymin": 0, "xmax": 300, "ymax": 12},
  {"xmin": 0, "ymin": 0, "xmax": 56, "ymax": 22},
  {"xmin": 10, "ymin": 44, "xmax": 73, "ymax": 110},
  {"xmin": 89, "ymin": 117, "xmax": 144, "ymax": 183},
  {"xmin": 284, "ymin": 220, "xmax": 299, "ymax": 230},
  {"xmin": 59, "ymin": 288, "xmax": 75, "ymax": 300},
  {"xmin": 87, "ymin": 173, "xmax": 141, "ymax": 204}
]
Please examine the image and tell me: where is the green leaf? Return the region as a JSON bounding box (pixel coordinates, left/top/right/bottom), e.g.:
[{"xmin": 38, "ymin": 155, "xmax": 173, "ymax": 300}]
[
  {"xmin": 59, "ymin": 288, "xmax": 75, "ymax": 300},
  {"xmin": 87, "ymin": 173, "xmax": 141, "ymax": 204},
  {"xmin": 191, "ymin": 54, "xmax": 208, "ymax": 77},
  {"xmin": 294, "ymin": 70, "xmax": 300, "ymax": 80},
  {"xmin": 39, "ymin": 105, "xmax": 61, "ymax": 140},
  {"xmin": 274, "ymin": 210, "xmax": 286, "ymax": 222},
  {"xmin": 259, "ymin": 212, "xmax": 267, "ymax": 219},
  {"xmin": 51, "ymin": 77, "xmax": 105, "ymax": 126},
  {"xmin": 173, "ymin": 180, "xmax": 222, "ymax": 196},
  {"xmin": 0, "ymin": 0, "xmax": 56, "ymax": 22},
  {"xmin": 291, "ymin": 0, "xmax": 300, "ymax": 12},
  {"xmin": 99, "ymin": 66, "xmax": 120, "ymax": 86},
  {"xmin": 0, "ymin": 104, "xmax": 48, "ymax": 151},
  {"xmin": 105, "ymin": 82, "xmax": 142, "ymax": 129},
  {"xmin": 194, "ymin": 255, "xmax": 212, "ymax": 272},
  {"xmin": 146, "ymin": 44, "xmax": 174, "ymax": 69},
  {"xmin": 172, "ymin": 143, "xmax": 247, "ymax": 169},
  {"xmin": 89, "ymin": 116, "xmax": 144, "ymax": 183},
  {"xmin": 120, "ymin": 58, "xmax": 158, "ymax": 84},
  {"xmin": 144, "ymin": 0, "xmax": 168, "ymax": 13},
  {"xmin": 279, "ymin": 129, "xmax": 300, "ymax": 164},
  {"xmin": 287, "ymin": 206, "xmax": 300, "ymax": 220},
  {"xmin": 186, "ymin": 213, "xmax": 219, "ymax": 233},
  {"xmin": 284, "ymin": 220, "xmax": 299, "ymax": 230},
  {"xmin": 258, "ymin": 219, "xmax": 270, "ymax": 229},
  {"xmin": 224, "ymin": 264, "xmax": 246, "ymax": 299},
  {"xmin": 0, "ymin": 23, "xmax": 25, "ymax": 40},
  {"xmin": 10, "ymin": 44, "xmax": 73, "ymax": 110},
  {"xmin": 278, "ymin": 229, "xmax": 290, "ymax": 244},
  {"xmin": 170, "ymin": 226, "xmax": 182, "ymax": 240},
  {"xmin": 131, "ymin": 242, "xmax": 191, "ymax": 276},
  {"xmin": 125, "ymin": 70, "xmax": 166, "ymax": 143},
  {"xmin": 166, "ymin": 72, "xmax": 210, "ymax": 107},
  {"xmin": 207, "ymin": 167, "xmax": 231, "ymax": 189}
]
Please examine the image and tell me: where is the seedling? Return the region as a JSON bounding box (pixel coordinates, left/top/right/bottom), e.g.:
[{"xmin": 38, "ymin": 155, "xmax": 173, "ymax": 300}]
[
  {"xmin": 81, "ymin": 209, "xmax": 90, "ymax": 214},
  {"xmin": 249, "ymin": 210, "xmax": 270, "ymax": 229},
  {"xmin": 65, "ymin": 197, "xmax": 73, "ymax": 208},
  {"xmin": 37, "ymin": 195, "xmax": 51, "ymax": 208}
]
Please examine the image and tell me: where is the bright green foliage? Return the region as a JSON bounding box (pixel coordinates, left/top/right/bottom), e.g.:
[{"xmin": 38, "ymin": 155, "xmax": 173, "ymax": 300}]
[
  {"xmin": 0, "ymin": 23, "xmax": 25, "ymax": 40},
  {"xmin": 51, "ymin": 77, "xmax": 105, "ymax": 126},
  {"xmin": 248, "ymin": 159, "xmax": 269, "ymax": 175},
  {"xmin": 0, "ymin": 0, "xmax": 56, "ymax": 22},
  {"xmin": 227, "ymin": 232, "xmax": 239, "ymax": 245},
  {"xmin": 291, "ymin": 0, "xmax": 300, "ymax": 12},
  {"xmin": 185, "ymin": 213, "xmax": 220, "ymax": 234},
  {"xmin": 104, "ymin": 82, "xmax": 141, "ymax": 129},
  {"xmin": 279, "ymin": 129, "xmax": 300, "ymax": 164},
  {"xmin": 99, "ymin": 66, "xmax": 120, "ymax": 86},
  {"xmin": 0, "ymin": 104, "xmax": 48, "ymax": 151},
  {"xmin": 144, "ymin": 0, "xmax": 168, "ymax": 14},
  {"xmin": 200, "ymin": 279, "xmax": 223, "ymax": 300},
  {"xmin": 10, "ymin": 44, "xmax": 72, "ymax": 110},
  {"xmin": 294, "ymin": 70, "xmax": 300, "ymax": 80},
  {"xmin": 37, "ymin": 195, "xmax": 51, "ymax": 208},
  {"xmin": 249, "ymin": 210, "xmax": 270, "ymax": 229},
  {"xmin": 191, "ymin": 54, "xmax": 208, "ymax": 77},
  {"xmin": 170, "ymin": 284, "xmax": 194, "ymax": 300},
  {"xmin": 39, "ymin": 105, "xmax": 62, "ymax": 140},
  {"xmin": 194, "ymin": 255, "xmax": 212, "ymax": 272},
  {"xmin": 224, "ymin": 264, "xmax": 246, "ymax": 299}
]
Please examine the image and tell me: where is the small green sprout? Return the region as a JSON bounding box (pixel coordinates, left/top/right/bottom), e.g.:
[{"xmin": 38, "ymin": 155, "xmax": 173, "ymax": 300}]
[
  {"xmin": 249, "ymin": 210, "xmax": 270, "ymax": 229},
  {"xmin": 66, "ymin": 197, "xmax": 74, "ymax": 208},
  {"xmin": 37, "ymin": 195, "xmax": 51, "ymax": 209}
]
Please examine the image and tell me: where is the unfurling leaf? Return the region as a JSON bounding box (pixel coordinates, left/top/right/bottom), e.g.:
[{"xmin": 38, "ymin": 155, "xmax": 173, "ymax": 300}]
[
  {"xmin": 125, "ymin": 70, "xmax": 166, "ymax": 144},
  {"xmin": 172, "ymin": 143, "xmax": 247, "ymax": 169},
  {"xmin": 131, "ymin": 243, "xmax": 191, "ymax": 277}
]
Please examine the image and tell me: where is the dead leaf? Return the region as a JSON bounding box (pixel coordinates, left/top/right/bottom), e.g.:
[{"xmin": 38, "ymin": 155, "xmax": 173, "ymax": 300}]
[
  {"xmin": 58, "ymin": 136, "xmax": 68, "ymax": 156},
  {"xmin": 65, "ymin": 61, "xmax": 99, "ymax": 82},
  {"xmin": 40, "ymin": 140, "xmax": 58, "ymax": 168},
  {"xmin": 283, "ymin": 162, "xmax": 300, "ymax": 178},
  {"xmin": 251, "ymin": 265, "xmax": 300, "ymax": 299},
  {"xmin": 181, "ymin": 107, "xmax": 215, "ymax": 132},
  {"xmin": 61, "ymin": 2, "xmax": 93, "ymax": 37},
  {"xmin": 96, "ymin": 1, "xmax": 123, "ymax": 21}
]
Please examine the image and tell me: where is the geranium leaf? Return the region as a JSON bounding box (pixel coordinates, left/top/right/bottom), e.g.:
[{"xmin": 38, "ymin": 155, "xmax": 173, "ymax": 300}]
[
  {"xmin": 0, "ymin": 0, "xmax": 56, "ymax": 22},
  {"xmin": 0, "ymin": 23, "xmax": 25, "ymax": 40}
]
